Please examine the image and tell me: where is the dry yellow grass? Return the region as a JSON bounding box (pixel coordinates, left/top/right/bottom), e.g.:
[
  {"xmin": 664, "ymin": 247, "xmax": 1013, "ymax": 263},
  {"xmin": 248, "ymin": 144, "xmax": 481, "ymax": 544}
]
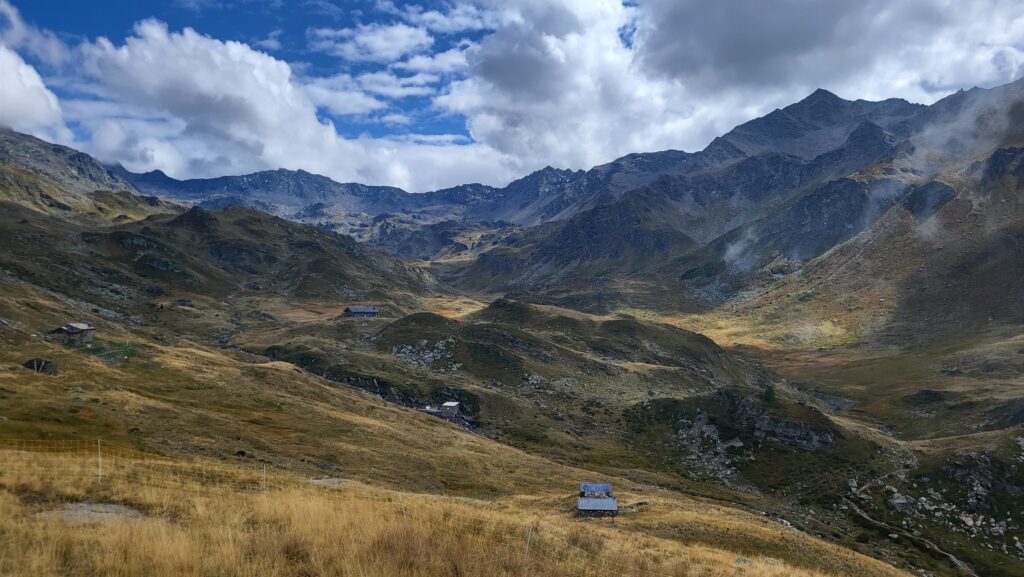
[
  {"xmin": 421, "ymin": 296, "xmax": 489, "ymax": 318},
  {"xmin": 0, "ymin": 448, "xmax": 911, "ymax": 577},
  {"xmin": 0, "ymin": 281, "xmax": 911, "ymax": 577}
]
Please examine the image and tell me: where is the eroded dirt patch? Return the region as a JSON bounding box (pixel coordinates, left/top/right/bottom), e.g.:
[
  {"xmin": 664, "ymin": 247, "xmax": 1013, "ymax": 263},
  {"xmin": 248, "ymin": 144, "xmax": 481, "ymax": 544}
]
[{"xmin": 35, "ymin": 503, "xmax": 145, "ymax": 525}]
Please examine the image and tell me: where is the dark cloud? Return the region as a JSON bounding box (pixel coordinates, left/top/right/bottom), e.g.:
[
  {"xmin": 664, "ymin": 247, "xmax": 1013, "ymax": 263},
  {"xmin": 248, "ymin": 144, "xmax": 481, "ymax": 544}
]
[
  {"xmin": 468, "ymin": 28, "xmax": 567, "ymax": 99},
  {"xmin": 635, "ymin": 0, "xmax": 950, "ymax": 91}
]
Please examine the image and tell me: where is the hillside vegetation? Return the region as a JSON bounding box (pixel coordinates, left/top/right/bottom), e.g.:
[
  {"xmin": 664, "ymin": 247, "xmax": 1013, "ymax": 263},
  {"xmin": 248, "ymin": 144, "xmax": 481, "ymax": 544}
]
[{"xmin": 0, "ymin": 447, "xmax": 911, "ymax": 577}]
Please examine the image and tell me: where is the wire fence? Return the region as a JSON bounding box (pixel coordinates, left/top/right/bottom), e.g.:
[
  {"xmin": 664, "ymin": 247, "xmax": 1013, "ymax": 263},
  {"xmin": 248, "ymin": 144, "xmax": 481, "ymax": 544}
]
[
  {"xmin": 0, "ymin": 439, "xmax": 752, "ymax": 577},
  {"xmin": 0, "ymin": 439, "xmax": 288, "ymax": 493}
]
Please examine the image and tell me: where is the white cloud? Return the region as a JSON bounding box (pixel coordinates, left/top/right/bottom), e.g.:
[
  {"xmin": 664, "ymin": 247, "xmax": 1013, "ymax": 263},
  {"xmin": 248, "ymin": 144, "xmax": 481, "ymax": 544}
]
[
  {"xmin": 436, "ymin": 1, "xmax": 698, "ymax": 170},
  {"xmin": 3, "ymin": 0, "xmax": 1024, "ymax": 197},
  {"xmin": 377, "ymin": 1, "xmax": 516, "ymax": 34},
  {"xmin": 0, "ymin": 0, "xmax": 68, "ymax": 65},
  {"xmin": 64, "ymin": 19, "xmax": 511, "ymax": 191},
  {"xmin": 303, "ymin": 74, "xmax": 386, "ymax": 115},
  {"xmin": 434, "ymin": 0, "xmax": 1024, "ymax": 176},
  {"xmin": 395, "ymin": 45, "xmax": 469, "ymax": 73},
  {"xmin": 308, "ymin": 22, "xmax": 433, "ymax": 62},
  {"xmin": 379, "ymin": 112, "xmax": 412, "ymax": 125},
  {"xmin": 0, "ymin": 44, "xmax": 69, "ymax": 141},
  {"xmin": 358, "ymin": 71, "xmax": 438, "ymax": 98},
  {"xmin": 388, "ymin": 133, "xmax": 470, "ymax": 144},
  {"xmin": 254, "ymin": 28, "xmax": 282, "ymax": 51}
]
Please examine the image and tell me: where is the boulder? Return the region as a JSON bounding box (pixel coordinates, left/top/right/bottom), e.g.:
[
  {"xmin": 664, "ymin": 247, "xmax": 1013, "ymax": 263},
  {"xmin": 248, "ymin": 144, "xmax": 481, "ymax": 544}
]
[{"xmin": 887, "ymin": 493, "xmax": 919, "ymax": 514}]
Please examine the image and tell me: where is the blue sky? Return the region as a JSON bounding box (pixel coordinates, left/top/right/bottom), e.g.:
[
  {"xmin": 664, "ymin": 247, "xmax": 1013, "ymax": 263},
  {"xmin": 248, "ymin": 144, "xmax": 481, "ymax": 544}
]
[
  {"xmin": 2, "ymin": 1, "xmax": 1023, "ymax": 191},
  {"xmin": 14, "ymin": 0, "xmax": 483, "ymax": 140}
]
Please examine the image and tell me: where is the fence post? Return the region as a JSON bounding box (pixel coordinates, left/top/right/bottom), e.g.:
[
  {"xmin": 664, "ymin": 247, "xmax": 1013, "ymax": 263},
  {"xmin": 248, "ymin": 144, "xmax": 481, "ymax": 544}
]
[
  {"xmin": 398, "ymin": 492, "xmax": 409, "ymax": 520},
  {"xmin": 523, "ymin": 524, "xmax": 533, "ymax": 564},
  {"xmin": 262, "ymin": 463, "xmax": 267, "ymax": 491},
  {"xmin": 97, "ymin": 439, "xmax": 102, "ymax": 484}
]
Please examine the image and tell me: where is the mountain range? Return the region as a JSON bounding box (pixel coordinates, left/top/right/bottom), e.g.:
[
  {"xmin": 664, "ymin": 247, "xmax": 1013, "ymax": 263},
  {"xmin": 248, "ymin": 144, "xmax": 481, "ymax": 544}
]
[
  {"xmin": 2, "ymin": 76, "xmax": 1024, "ymax": 577},
  {"xmin": 114, "ymin": 78, "xmax": 1024, "ymax": 318}
]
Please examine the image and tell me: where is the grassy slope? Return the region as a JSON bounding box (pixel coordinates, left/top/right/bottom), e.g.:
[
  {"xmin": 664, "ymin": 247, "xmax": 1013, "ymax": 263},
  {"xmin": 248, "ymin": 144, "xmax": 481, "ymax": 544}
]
[
  {"xmin": 0, "ymin": 277, "xmax": 913, "ymax": 577},
  {"xmin": 227, "ymin": 296, "xmax": 886, "ymax": 504},
  {"xmin": 0, "ymin": 136, "xmax": 999, "ymax": 575},
  {"xmin": 0, "ymin": 451, "xmax": 911, "ymax": 577}
]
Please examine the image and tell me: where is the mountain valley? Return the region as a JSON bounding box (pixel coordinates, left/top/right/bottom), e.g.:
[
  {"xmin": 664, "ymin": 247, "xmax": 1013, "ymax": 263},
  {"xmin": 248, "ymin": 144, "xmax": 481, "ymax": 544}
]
[{"xmin": 2, "ymin": 77, "xmax": 1024, "ymax": 577}]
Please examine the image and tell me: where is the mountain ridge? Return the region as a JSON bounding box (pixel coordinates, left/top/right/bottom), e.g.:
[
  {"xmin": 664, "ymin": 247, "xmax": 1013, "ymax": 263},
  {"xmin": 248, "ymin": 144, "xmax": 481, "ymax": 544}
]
[{"xmin": 3, "ymin": 78, "xmax": 1024, "ymax": 577}]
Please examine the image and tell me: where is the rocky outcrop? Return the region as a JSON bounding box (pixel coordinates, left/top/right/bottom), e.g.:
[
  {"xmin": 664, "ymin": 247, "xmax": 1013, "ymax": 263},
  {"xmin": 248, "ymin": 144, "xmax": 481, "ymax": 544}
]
[
  {"xmin": 722, "ymin": 392, "xmax": 836, "ymax": 449},
  {"xmin": 940, "ymin": 452, "xmax": 1023, "ymax": 511},
  {"xmin": 391, "ymin": 338, "xmax": 462, "ymax": 374},
  {"xmin": 673, "ymin": 413, "xmax": 743, "ymax": 484}
]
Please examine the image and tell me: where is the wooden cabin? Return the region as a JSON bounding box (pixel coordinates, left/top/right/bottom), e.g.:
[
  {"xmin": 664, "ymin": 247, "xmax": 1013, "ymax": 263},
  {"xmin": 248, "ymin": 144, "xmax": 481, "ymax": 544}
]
[
  {"xmin": 343, "ymin": 306, "xmax": 380, "ymax": 318},
  {"xmin": 50, "ymin": 323, "xmax": 96, "ymax": 345}
]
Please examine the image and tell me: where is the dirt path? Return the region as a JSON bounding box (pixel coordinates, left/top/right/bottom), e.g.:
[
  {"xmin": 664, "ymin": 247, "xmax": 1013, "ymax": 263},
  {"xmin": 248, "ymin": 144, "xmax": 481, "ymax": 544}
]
[{"xmin": 842, "ymin": 498, "xmax": 979, "ymax": 577}]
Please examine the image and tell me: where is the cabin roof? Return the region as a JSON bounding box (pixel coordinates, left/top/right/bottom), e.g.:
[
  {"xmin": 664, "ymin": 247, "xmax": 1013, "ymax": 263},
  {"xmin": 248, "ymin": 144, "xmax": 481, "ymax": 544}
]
[
  {"xmin": 51, "ymin": 323, "xmax": 95, "ymax": 334},
  {"xmin": 580, "ymin": 482, "xmax": 612, "ymax": 493},
  {"xmin": 577, "ymin": 497, "xmax": 618, "ymax": 511},
  {"xmin": 345, "ymin": 306, "xmax": 379, "ymax": 313},
  {"xmin": 442, "ymin": 401, "xmax": 460, "ymax": 407}
]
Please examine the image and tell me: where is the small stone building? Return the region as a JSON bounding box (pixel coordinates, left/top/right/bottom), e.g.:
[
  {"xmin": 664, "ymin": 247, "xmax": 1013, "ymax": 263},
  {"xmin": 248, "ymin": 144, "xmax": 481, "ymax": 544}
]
[
  {"xmin": 49, "ymin": 323, "xmax": 96, "ymax": 345},
  {"xmin": 440, "ymin": 401, "xmax": 460, "ymax": 419},
  {"xmin": 343, "ymin": 306, "xmax": 380, "ymax": 318},
  {"xmin": 577, "ymin": 482, "xmax": 617, "ymax": 517},
  {"xmin": 419, "ymin": 401, "xmax": 463, "ymax": 421}
]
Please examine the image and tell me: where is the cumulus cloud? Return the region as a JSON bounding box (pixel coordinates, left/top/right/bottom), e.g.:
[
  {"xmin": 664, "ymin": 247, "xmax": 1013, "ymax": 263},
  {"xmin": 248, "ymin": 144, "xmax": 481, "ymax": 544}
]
[
  {"xmin": 436, "ymin": 0, "xmax": 1024, "ymax": 175},
  {"xmin": 3, "ymin": 0, "xmax": 1024, "ymax": 195},
  {"xmin": 61, "ymin": 19, "xmax": 511, "ymax": 190},
  {"xmin": 0, "ymin": 44, "xmax": 69, "ymax": 141},
  {"xmin": 436, "ymin": 0, "xmax": 701, "ymax": 170},
  {"xmin": 309, "ymin": 22, "xmax": 433, "ymax": 62},
  {"xmin": 303, "ymin": 74, "xmax": 386, "ymax": 115}
]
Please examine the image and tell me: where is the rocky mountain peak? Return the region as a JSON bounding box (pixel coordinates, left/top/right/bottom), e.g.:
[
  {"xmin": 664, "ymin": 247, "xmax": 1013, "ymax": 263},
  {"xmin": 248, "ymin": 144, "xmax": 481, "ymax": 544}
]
[{"xmin": 802, "ymin": 87, "xmax": 844, "ymax": 105}]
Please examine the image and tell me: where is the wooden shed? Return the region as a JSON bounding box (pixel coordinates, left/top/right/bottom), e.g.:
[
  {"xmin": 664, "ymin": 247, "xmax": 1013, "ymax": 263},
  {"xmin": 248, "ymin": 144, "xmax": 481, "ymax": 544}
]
[{"xmin": 50, "ymin": 323, "xmax": 96, "ymax": 345}]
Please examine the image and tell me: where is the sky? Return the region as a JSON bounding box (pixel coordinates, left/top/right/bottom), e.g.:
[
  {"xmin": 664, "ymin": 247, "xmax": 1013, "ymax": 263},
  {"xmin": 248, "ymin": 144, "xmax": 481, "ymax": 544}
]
[{"xmin": 1, "ymin": 1, "xmax": 1023, "ymax": 192}]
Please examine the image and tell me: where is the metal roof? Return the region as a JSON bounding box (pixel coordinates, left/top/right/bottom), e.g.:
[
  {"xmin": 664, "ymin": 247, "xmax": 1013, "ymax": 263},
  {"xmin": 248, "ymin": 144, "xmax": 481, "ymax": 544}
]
[
  {"xmin": 345, "ymin": 306, "xmax": 379, "ymax": 313},
  {"xmin": 580, "ymin": 482, "xmax": 612, "ymax": 493},
  {"xmin": 51, "ymin": 323, "xmax": 95, "ymax": 334},
  {"xmin": 442, "ymin": 401, "xmax": 460, "ymax": 407},
  {"xmin": 577, "ymin": 497, "xmax": 618, "ymax": 511}
]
